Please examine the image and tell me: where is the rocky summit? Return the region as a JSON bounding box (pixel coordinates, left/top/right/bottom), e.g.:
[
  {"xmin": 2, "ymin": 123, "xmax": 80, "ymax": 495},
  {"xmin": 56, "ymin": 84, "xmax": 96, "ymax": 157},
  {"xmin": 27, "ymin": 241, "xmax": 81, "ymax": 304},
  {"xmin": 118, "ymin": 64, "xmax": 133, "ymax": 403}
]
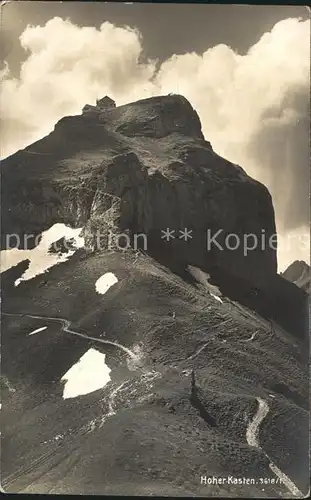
[
  {"xmin": 1, "ymin": 95, "xmax": 309, "ymax": 496},
  {"xmin": 1, "ymin": 94, "xmax": 276, "ymax": 286}
]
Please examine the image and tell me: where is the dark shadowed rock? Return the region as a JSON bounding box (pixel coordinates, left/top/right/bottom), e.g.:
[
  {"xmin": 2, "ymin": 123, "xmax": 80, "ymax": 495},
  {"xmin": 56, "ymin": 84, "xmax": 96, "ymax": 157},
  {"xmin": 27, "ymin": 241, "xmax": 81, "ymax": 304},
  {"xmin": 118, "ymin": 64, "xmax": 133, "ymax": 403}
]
[
  {"xmin": 1, "ymin": 91, "xmax": 308, "ymax": 494},
  {"xmin": 1, "ymin": 260, "xmax": 30, "ymax": 299},
  {"xmin": 281, "ymin": 260, "xmax": 310, "ymax": 293},
  {"xmin": 48, "ymin": 237, "xmax": 76, "ymax": 255},
  {"xmin": 1, "ymin": 248, "xmax": 308, "ymax": 495},
  {"xmin": 1, "ymin": 94, "xmax": 277, "ymax": 287}
]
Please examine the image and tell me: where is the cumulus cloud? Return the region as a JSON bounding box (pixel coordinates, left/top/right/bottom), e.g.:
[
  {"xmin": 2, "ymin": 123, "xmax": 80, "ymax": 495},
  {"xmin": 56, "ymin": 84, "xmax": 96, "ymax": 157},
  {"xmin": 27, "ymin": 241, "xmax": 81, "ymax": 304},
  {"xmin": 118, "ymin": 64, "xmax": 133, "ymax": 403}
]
[
  {"xmin": 1, "ymin": 16, "xmax": 309, "ymax": 270},
  {"xmin": 0, "ymin": 17, "xmax": 155, "ymax": 156},
  {"xmin": 152, "ymin": 17, "xmax": 310, "ymax": 270}
]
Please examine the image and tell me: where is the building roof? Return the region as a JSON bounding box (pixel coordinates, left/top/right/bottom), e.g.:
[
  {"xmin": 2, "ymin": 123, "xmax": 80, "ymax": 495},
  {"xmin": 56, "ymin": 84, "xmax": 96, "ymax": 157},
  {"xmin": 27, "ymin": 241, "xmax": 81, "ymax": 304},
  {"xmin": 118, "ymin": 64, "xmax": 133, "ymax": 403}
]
[{"xmin": 96, "ymin": 96, "xmax": 115, "ymax": 107}]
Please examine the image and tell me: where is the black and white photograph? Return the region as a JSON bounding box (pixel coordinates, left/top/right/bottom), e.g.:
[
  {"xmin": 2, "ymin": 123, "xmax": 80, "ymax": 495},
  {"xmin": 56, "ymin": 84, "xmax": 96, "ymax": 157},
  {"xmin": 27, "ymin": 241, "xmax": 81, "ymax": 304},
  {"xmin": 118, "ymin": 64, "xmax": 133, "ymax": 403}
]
[{"xmin": 0, "ymin": 1, "xmax": 310, "ymax": 496}]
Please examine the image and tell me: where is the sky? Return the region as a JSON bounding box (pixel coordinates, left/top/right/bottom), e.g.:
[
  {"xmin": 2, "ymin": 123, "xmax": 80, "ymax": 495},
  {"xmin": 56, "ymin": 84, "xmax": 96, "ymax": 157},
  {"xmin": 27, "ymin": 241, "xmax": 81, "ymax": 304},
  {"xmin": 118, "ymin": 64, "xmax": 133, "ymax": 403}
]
[{"xmin": 0, "ymin": 2, "xmax": 310, "ymax": 271}]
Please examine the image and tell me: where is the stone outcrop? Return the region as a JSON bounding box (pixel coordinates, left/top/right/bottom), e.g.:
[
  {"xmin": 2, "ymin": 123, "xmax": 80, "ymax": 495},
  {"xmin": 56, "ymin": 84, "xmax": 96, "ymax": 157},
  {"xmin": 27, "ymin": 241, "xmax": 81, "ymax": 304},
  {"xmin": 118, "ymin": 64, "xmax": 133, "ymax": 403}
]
[
  {"xmin": 190, "ymin": 370, "xmax": 217, "ymax": 427},
  {"xmin": 1, "ymin": 94, "xmax": 277, "ymax": 287},
  {"xmin": 82, "ymin": 104, "xmax": 99, "ymax": 115},
  {"xmin": 281, "ymin": 260, "xmax": 310, "ymax": 293}
]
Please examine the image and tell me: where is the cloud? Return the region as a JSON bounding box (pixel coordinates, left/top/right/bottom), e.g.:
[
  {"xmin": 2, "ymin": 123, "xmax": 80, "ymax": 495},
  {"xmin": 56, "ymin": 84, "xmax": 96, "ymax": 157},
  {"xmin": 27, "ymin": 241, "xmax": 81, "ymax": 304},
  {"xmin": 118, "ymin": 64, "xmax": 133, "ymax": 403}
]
[
  {"xmin": 1, "ymin": 16, "xmax": 309, "ymax": 269},
  {"xmin": 0, "ymin": 17, "xmax": 155, "ymax": 156},
  {"xmin": 154, "ymin": 19, "xmax": 309, "ymax": 231}
]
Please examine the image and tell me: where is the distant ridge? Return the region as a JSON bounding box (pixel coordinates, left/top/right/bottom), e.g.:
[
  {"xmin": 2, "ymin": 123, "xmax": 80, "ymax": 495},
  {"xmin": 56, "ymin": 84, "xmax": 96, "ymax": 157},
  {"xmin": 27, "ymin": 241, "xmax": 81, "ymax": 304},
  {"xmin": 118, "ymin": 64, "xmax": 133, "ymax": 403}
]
[{"xmin": 281, "ymin": 260, "xmax": 310, "ymax": 293}]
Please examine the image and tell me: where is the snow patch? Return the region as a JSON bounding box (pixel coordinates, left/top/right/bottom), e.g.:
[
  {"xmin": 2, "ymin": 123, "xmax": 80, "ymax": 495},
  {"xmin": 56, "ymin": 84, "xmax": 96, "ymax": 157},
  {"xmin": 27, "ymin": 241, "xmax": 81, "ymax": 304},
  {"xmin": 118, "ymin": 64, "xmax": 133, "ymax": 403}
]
[
  {"xmin": 61, "ymin": 348, "xmax": 111, "ymax": 399},
  {"xmin": 210, "ymin": 292, "xmax": 223, "ymax": 304},
  {"xmin": 28, "ymin": 326, "xmax": 47, "ymax": 336},
  {"xmin": 95, "ymin": 272, "xmax": 118, "ymax": 295},
  {"xmin": 0, "ymin": 223, "xmax": 84, "ymax": 286}
]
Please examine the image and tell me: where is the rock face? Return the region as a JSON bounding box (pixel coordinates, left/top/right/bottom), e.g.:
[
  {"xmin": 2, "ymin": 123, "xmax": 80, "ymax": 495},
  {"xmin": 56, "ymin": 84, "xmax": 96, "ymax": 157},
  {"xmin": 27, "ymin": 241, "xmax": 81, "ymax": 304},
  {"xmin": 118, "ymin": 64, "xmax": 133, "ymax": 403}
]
[
  {"xmin": 1, "ymin": 95, "xmax": 276, "ymax": 288},
  {"xmin": 282, "ymin": 260, "xmax": 310, "ymax": 293},
  {"xmin": 1, "ymin": 248, "xmax": 309, "ymax": 495},
  {"xmin": 1, "ymin": 95, "xmax": 308, "ymax": 496}
]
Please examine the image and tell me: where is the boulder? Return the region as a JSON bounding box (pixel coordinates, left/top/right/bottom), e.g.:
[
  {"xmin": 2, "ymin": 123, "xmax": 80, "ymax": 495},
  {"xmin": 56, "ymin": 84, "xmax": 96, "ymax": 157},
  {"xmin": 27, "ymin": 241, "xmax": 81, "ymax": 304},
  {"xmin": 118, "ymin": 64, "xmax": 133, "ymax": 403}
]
[{"xmin": 281, "ymin": 260, "xmax": 310, "ymax": 293}]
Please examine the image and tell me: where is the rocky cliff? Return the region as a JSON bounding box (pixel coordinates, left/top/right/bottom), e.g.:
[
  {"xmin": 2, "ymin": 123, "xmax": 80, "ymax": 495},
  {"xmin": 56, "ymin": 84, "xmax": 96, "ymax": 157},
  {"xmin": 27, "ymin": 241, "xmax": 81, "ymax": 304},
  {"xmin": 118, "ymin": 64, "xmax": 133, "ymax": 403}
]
[
  {"xmin": 1, "ymin": 95, "xmax": 308, "ymax": 496},
  {"xmin": 282, "ymin": 260, "xmax": 310, "ymax": 293},
  {"xmin": 1, "ymin": 94, "xmax": 277, "ymax": 288}
]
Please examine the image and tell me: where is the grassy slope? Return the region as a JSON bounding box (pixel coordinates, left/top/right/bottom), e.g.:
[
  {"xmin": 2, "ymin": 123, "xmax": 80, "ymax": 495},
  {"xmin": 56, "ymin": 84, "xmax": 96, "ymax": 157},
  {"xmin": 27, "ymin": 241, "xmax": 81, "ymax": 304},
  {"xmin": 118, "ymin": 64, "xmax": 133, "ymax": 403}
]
[{"xmin": 1, "ymin": 249, "xmax": 309, "ymax": 495}]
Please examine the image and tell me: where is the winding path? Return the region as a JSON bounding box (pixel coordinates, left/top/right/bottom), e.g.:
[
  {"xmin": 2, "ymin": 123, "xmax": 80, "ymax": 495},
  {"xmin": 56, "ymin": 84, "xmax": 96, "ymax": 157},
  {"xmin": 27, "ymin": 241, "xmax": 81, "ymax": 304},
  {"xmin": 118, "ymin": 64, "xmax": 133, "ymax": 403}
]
[
  {"xmin": 184, "ymin": 323, "xmax": 258, "ymax": 362},
  {"xmin": 2, "ymin": 311, "xmax": 305, "ymax": 496},
  {"xmin": 3, "ymin": 312, "xmax": 138, "ymax": 361},
  {"xmin": 186, "ymin": 341, "xmax": 211, "ymax": 361},
  {"xmin": 246, "ymin": 397, "xmax": 304, "ymax": 497},
  {"xmin": 246, "ymin": 397, "xmax": 269, "ymax": 448},
  {"xmin": 2, "ymin": 312, "xmax": 140, "ymax": 490}
]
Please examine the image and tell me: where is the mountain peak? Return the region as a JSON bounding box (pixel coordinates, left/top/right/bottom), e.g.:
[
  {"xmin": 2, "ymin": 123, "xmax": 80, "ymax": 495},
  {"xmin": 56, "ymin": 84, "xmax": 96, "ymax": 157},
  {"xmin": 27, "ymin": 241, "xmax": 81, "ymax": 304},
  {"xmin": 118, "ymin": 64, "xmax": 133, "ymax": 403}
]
[
  {"xmin": 282, "ymin": 260, "xmax": 310, "ymax": 293},
  {"xmin": 1, "ymin": 94, "xmax": 277, "ymax": 288},
  {"xmin": 1, "ymin": 94, "xmax": 308, "ymax": 496},
  {"xmin": 79, "ymin": 93, "xmax": 205, "ymax": 140}
]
